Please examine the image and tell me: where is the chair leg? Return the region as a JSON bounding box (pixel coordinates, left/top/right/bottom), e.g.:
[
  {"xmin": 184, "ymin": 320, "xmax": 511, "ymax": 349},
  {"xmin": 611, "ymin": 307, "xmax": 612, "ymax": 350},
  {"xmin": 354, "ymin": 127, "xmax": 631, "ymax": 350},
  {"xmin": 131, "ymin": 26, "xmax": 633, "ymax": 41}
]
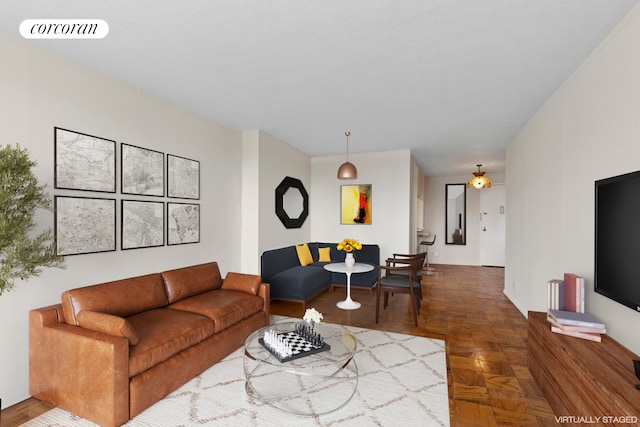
[
  {"xmin": 409, "ymin": 286, "xmax": 418, "ymax": 326},
  {"xmin": 375, "ymin": 283, "xmax": 381, "ymax": 323},
  {"xmin": 425, "ymin": 250, "xmax": 435, "ymax": 275}
]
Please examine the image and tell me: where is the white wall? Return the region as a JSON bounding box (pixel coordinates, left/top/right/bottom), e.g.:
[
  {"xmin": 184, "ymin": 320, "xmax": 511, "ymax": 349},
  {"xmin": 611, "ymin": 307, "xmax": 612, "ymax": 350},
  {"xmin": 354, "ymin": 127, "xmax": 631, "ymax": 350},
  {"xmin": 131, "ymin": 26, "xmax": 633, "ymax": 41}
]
[
  {"xmin": 423, "ymin": 173, "xmax": 505, "ymax": 265},
  {"xmin": 505, "ymin": 4, "xmax": 640, "ymax": 355},
  {"xmin": 310, "ymin": 150, "xmax": 413, "ymax": 262},
  {"xmin": 256, "ymin": 131, "xmax": 311, "ymax": 262},
  {"xmin": 241, "ymin": 131, "xmax": 260, "ymax": 273},
  {"xmin": 0, "ymin": 33, "xmax": 244, "ymax": 406}
]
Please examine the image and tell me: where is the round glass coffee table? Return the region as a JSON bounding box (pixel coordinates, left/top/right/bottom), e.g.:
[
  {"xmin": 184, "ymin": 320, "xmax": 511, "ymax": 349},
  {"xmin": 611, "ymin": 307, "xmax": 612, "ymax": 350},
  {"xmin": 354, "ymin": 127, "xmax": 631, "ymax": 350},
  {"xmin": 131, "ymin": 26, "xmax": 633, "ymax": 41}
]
[{"xmin": 243, "ymin": 321, "xmax": 358, "ymax": 416}]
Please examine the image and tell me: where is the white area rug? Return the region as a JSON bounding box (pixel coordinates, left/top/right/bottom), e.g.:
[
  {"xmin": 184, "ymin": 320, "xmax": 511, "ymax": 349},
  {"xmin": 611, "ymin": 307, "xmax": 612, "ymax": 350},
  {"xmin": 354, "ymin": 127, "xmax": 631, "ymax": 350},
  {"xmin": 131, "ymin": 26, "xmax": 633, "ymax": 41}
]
[{"xmin": 23, "ymin": 319, "xmax": 449, "ymax": 426}]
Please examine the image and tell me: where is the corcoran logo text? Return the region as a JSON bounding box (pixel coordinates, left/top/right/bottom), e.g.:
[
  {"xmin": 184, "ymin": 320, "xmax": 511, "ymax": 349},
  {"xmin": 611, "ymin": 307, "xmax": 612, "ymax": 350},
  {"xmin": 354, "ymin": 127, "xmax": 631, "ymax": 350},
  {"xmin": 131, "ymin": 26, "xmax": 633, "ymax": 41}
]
[{"xmin": 19, "ymin": 19, "xmax": 109, "ymax": 39}]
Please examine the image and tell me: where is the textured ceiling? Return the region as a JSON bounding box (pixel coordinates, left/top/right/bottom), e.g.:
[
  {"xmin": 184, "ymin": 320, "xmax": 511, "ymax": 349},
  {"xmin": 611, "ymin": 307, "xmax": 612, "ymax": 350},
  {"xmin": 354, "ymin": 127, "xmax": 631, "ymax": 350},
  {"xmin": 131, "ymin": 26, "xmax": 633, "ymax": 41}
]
[{"xmin": 1, "ymin": 0, "xmax": 637, "ymax": 176}]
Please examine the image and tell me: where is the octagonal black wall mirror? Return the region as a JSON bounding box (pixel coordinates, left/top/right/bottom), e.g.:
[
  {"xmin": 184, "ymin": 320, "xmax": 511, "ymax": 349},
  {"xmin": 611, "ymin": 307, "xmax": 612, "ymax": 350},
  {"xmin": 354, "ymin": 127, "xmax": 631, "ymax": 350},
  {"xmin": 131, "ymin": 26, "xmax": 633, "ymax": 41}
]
[{"xmin": 275, "ymin": 176, "xmax": 309, "ymax": 229}]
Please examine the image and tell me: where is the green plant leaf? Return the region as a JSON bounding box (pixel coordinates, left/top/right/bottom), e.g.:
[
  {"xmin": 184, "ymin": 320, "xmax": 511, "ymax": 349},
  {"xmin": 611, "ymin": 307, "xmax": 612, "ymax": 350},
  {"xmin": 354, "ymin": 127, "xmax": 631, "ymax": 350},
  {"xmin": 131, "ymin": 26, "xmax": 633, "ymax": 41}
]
[{"xmin": 0, "ymin": 143, "xmax": 64, "ymax": 295}]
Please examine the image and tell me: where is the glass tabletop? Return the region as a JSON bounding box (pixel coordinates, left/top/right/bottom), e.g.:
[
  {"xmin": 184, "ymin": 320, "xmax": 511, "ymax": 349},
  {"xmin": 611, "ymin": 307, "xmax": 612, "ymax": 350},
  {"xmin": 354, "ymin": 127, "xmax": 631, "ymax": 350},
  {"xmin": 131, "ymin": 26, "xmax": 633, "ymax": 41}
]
[{"xmin": 243, "ymin": 321, "xmax": 359, "ymax": 416}]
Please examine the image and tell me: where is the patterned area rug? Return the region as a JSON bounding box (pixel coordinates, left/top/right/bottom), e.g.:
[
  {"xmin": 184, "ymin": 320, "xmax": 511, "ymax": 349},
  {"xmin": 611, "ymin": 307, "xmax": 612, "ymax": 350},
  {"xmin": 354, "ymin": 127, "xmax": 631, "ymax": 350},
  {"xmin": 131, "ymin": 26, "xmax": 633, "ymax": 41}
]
[{"xmin": 23, "ymin": 319, "xmax": 449, "ymax": 426}]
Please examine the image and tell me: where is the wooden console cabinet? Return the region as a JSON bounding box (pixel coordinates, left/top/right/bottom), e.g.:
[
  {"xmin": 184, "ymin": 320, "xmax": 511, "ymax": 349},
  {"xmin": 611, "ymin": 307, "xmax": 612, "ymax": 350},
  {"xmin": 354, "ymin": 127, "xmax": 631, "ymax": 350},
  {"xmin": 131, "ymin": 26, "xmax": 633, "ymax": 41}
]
[{"xmin": 528, "ymin": 311, "xmax": 640, "ymax": 425}]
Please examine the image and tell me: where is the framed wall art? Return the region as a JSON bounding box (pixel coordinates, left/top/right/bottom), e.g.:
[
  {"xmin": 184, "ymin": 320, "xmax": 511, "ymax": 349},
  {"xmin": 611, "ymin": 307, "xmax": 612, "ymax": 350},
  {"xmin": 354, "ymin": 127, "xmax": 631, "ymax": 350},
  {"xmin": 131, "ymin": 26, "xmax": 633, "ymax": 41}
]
[
  {"xmin": 54, "ymin": 196, "xmax": 116, "ymax": 255},
  {"xmin": 340, "ymin": 184, "xmax": 372, "ymax": 225},
  {"xmin": 121, "ymin": 200, "xmax": 164, "ymax": 250},
  {"xmin": 167, "ymin": 202, "xmax": 200, "ymax": 245},
  {"xmin": 121, "ymin": 144, "xmax": 164, "ymax": 196},
  {"xmin": 54, "ymin": 127, "xmax": 116, "ymax": 193},
  {"xmin": 167, "ymin": 154, "xmax": 200, "ymax": 199}
]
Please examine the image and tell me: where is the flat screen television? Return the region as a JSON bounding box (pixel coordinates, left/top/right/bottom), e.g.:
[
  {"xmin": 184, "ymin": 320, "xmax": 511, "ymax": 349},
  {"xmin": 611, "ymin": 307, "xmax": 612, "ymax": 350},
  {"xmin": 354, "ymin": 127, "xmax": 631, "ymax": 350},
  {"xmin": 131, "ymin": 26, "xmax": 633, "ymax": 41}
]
[{"xmin": 595, "ymin": 170, "xmax": 640, "ymax": 312}]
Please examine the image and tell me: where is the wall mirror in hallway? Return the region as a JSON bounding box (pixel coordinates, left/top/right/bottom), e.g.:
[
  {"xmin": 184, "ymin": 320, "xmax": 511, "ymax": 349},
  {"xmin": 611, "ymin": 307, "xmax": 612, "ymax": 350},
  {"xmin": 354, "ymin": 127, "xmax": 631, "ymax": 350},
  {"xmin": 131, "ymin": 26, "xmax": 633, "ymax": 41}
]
[{"xmin": 445, "ymin": 184, "xmax": 466, "ymax": 245}]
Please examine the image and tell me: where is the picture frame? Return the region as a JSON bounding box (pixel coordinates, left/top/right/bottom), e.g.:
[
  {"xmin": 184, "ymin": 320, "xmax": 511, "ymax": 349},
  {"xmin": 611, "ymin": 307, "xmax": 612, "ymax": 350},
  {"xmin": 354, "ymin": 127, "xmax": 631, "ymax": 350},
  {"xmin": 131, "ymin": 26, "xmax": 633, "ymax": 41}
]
[
  {"xmin": 54, "ymin": 196, "xmax": 116, "ymax": 255},
  {"xmin": 340, "ymin": 184, "xmax": 372, "ymax": 225},
  {"xmin": 167, "ymin": 202, "xmax": 200, "ymax": 245},
  {"xmin": 121, "ymin": 200, "xmax": 164, "ymax": 250},
  {"xmin": 54, "ymin": 127, "xmax": 116, "ymax": 193},
  {"xmin": 167, "ymin": 154, "xmax": 200, "ymax": 199},
  {"xmin": 121, "ymin": 143, "xmax": 164, "ymax": 196}
]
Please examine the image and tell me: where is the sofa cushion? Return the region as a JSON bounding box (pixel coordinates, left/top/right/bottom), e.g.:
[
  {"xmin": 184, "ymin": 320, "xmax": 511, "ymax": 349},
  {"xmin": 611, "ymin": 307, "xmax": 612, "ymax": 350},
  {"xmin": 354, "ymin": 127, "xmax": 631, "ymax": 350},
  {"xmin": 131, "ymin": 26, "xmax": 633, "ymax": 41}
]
[
  {"xmin": 296, "ymin": 243, "xmax": 313, "ymax": 266},
  {"xmin": 167, "ymin": 289, "xmax": 264, "ymax": 333},
  {"xmin": 269, "ymin": 265, "xmax": 331, "ymax": 301},
  {"xmin": 127, "ymin": 308, "xmax": 214, "ymax": 377},
  {"xmin": 161, "ymin": 262, "xmax": 223, "ymax": 304},
  {"xmin": 221, "ymin": 272, "xmax": 261, "ymax": 295},
  {"xmin": 61, "ymin": 273, "xmax": 169, "ymax": 326},
  {"xmin": 76, "ymin": 310, "xmax": 140, "ymax": 346}
]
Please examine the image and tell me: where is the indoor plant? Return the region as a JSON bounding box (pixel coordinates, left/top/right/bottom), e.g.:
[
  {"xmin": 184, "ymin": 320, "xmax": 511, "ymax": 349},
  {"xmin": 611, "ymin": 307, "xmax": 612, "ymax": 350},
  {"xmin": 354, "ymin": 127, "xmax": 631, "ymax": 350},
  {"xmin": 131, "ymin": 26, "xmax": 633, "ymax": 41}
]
[{"xmin": 0, "ymin": 143, "xmax": 64, "ymax": 295}]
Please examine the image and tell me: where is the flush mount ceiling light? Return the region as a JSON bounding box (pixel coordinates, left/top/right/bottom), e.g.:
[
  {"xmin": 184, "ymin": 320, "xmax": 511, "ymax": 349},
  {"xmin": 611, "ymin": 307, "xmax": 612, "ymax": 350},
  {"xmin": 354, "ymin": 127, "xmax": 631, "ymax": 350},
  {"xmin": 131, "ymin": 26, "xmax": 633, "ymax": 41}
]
[
  {"xmin": 467, "ymin": 164, "xmax": 492, "ymax": 189},
  {"xmin": 337, "ymin": 131, "xmax": 358, "ymax": 180}
]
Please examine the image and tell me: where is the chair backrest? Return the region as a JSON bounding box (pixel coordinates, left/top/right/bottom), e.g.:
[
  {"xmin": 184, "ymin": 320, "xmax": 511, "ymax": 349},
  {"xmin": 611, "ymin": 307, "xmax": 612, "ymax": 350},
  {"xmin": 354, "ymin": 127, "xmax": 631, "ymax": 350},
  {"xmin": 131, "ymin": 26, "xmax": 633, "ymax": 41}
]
[
  {"xmin": 392, "ymin": 252, "xmax": 426, "ymax": 267},
  {"xmin": 384, "ymin": 252, "xmax": 425, "ymax": 280},
  {"xmin": 410, "ymin": 253, "xmax": 426, "ymax": 278}
]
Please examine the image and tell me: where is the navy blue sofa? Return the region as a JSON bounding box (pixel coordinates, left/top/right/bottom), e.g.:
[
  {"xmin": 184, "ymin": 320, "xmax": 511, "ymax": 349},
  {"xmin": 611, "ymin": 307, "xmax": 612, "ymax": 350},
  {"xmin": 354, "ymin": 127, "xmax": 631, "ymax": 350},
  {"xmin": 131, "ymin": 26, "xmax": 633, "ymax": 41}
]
[{"xmin": 261, "ymin": 242, "xmax": 380, "ymax": 308}]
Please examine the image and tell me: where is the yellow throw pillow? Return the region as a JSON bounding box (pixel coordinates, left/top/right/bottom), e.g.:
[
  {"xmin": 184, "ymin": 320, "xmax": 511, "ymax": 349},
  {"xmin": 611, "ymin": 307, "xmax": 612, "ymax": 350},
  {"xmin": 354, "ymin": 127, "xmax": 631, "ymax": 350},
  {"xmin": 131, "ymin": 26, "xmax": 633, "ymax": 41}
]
[
  {"xmin": 318, "ymin": 247, "xmax": 332, "ymax": 262},
  {"xmin": 296, "ymin": 243, "xmax": 313, "ymax": 266}
]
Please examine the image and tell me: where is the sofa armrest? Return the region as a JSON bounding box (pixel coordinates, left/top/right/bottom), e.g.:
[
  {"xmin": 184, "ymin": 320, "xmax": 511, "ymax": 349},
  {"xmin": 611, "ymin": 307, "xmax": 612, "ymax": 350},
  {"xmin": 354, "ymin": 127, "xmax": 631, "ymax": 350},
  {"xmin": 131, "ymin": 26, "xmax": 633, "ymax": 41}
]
[
  {"xmin": 261, "ymin": 246, "xmax": 299, "ymax": 282},
  {"xmin": 30, "ymin": 305, "xmax": 130, "ymax": 427},
  {"xmin": 258, "ymin": 282, "xmax": 270, "ymax": 319}
]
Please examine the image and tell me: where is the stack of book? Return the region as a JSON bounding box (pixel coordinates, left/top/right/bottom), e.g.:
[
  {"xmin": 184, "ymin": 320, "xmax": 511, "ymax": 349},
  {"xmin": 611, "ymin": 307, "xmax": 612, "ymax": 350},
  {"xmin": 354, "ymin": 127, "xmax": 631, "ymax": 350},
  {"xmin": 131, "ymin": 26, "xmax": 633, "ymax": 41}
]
[
  {"xmin": 546, "ymin": 273, "xmax": 585, "ymax": 313},
  {"xmin": 547, "ymin": 309, "xmax": 606, "ymax": 342},
  {"xmin": 546, "ymin": 273, "xmax": 601, "ymax": 341}
]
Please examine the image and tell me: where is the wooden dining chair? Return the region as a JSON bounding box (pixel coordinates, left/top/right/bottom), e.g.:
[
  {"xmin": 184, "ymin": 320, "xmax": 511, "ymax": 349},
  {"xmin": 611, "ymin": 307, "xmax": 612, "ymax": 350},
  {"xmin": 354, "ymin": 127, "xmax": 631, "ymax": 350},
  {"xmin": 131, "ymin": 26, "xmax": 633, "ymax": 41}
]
[
  {"xmin": 385, "ymin": 252, "xmax": 427, "ymax": 304},
  {"xmin": 388, "ymin": 251, "xmax": 427, "ymax": 283},
  {"xmin": 375, "ymin": 254, "xmax": 423, "ymax": 326}
]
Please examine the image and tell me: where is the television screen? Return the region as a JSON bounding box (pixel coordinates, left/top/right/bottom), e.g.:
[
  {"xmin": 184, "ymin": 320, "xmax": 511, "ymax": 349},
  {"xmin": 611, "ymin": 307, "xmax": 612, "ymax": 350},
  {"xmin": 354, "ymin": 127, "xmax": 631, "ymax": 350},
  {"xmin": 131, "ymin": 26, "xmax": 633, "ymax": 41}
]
[{"xmin": 595, "ymin": 170, "xmax": 640, "ymax": 312}]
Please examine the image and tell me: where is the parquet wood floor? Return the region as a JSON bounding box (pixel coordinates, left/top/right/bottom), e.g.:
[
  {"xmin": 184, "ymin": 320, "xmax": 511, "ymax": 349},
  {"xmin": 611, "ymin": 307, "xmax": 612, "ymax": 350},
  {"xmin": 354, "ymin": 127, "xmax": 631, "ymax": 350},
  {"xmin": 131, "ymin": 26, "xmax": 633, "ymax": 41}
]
[{"xmin": 1, "ymin": 264, "xmax": 556, "ymax": 426}]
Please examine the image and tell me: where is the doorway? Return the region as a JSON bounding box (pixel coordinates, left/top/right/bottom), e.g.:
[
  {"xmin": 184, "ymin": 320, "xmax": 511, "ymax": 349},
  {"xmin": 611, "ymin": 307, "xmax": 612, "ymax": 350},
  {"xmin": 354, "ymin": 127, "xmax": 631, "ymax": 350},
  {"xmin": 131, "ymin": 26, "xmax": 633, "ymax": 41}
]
[{"xmin": 479, "ymin": 184, "xmax": 505, "ymax": 267}]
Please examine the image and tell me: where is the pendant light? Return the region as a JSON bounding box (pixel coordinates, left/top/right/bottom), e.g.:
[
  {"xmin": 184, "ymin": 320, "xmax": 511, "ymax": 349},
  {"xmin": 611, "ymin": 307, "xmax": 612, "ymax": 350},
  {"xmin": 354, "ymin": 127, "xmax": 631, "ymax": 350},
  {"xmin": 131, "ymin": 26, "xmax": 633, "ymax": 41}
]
[
  {"xmin": 466, "ymin": 164, "xmax": 492, "ymax": 189},
  {"xmin": 337, "ymin": 131, "xmax": 358, "ymax": 179}
]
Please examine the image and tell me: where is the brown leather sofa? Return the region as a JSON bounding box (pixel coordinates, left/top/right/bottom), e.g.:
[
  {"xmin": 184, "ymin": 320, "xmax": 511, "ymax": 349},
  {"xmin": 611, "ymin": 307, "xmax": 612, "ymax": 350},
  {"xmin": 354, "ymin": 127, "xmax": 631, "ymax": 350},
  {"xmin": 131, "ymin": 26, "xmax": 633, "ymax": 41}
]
[{"xmin": 29, "ymin": 262, "xmax": 270, "ymax": 427}]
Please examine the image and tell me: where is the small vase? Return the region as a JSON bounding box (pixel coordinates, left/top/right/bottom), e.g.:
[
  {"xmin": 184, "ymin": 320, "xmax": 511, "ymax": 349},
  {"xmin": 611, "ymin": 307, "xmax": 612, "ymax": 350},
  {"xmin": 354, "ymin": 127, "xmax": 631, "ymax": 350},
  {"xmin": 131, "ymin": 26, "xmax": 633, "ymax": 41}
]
[{"xmin": 345, "ymin": 252, "xmax": 355, "ymax": 268}]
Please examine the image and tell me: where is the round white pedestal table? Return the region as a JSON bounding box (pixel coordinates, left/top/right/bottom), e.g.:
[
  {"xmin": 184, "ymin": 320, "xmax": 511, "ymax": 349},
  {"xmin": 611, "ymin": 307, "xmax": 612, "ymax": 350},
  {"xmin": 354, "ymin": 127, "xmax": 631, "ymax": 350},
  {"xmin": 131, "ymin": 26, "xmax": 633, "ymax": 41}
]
[{"xmin": 323, "ymin": 262, "xmax": 375, "ymax": 310}]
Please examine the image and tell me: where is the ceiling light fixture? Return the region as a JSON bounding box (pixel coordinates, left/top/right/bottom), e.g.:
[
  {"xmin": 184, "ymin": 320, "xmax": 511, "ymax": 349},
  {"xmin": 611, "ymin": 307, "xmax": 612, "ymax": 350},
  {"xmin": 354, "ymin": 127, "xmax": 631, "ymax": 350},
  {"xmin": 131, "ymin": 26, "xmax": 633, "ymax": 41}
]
[
  {"xmin": 337, "ymin": 131, "xmax": 358, "ymax": 179},
  {"xmin": 467, "ymin": 164, "xmax": 492, "ymax": 189}
]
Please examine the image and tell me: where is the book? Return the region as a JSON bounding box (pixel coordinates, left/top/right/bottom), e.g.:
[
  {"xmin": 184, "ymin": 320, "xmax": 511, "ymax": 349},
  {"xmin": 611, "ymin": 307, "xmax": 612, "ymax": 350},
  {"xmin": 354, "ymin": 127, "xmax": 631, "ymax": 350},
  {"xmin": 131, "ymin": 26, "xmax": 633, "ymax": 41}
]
[
  {"xmin": 546, "ymin": 315, "xmax": 606, "ymax": 334},
  {"xmin": 578, "ymin": 276, "xmax": 584, "ymax": 312},
  {"xmin": 548, "ymin": 309, "xmax": 605, "ymax": 329},
  {"xmin": 564, "ymin": 273, "xmax": 584, "ymax": 313},
  {"xmin": 550, "ymin": 326, "xmax": 602, "ymax": 342},
  {"xmin": 547, "ymin": 279, "xmax": 565, "ymax": 311}
]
